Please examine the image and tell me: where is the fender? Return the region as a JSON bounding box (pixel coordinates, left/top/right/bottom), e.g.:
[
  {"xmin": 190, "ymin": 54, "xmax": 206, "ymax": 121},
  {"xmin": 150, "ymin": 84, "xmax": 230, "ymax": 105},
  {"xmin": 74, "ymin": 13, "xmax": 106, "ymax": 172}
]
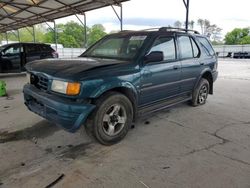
[
  {"xmin": 89, "ymin": 81, "xmax": 139, "ymax": 101},
  {"xmin": 193, "ymin": 68, "xmax": 213, "ymax": 94}
]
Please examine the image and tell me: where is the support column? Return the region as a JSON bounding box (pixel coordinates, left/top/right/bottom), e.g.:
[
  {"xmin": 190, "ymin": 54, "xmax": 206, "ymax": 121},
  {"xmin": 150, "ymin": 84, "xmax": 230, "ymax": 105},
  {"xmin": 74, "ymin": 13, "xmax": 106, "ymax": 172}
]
[
  {"xmin": 5, "ymin": 32, "xmax": 8, "ymax": 44},
  {"xmin": 120, "ymin": 3, "xmax": 123, "ymax": 31},
  {"xmin": 183, "ymin": 0, "xmax": 190, "ymax": 31},
  {"xmin": 54, "ymin": 20, "xmax": 57, "ymax": 50},
  {"xmin": 111, "ymin": 4, "xmax": 123, "ymax": 31},
  {"xmin": 75, "ymin": 13, "xmax": 87, "ymax": 48},
  {"xmin": 17, "ymin": 29, "xmax": 20, "ymax": 42},
  {"xmin": 84, "ymin": 13, "xmax": 87, "ymax": 48},
  {"xmin": 32, "ymin": 25, "xmax": 36, "ymax": 42}
]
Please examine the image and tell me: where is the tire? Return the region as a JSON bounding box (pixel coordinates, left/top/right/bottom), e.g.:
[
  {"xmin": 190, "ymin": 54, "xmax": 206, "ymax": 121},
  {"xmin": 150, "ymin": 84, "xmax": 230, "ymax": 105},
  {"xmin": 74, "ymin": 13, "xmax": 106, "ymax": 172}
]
[
  {"xmin": 191, "ymin": 78, "xmax": 209, "ymax": 107},
  {"xmin": 87, "ymin": 92, "xmax": 133, "ymax": 145}
]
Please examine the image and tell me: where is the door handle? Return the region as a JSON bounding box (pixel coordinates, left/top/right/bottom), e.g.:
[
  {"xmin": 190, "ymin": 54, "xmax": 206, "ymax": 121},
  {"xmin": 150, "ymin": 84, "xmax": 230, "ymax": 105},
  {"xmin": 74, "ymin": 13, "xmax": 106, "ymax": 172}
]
[
  {"xmin": 173, "ymin": 65, "xmax": 180, "ymax": 70},
  {"xmin": 199, "ymin": 62, "xmax": 204, "ymax": 65}
]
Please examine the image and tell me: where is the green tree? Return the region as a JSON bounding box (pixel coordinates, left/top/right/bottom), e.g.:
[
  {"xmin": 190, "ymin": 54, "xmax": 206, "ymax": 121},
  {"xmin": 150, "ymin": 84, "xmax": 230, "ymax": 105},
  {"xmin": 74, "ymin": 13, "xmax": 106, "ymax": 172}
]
[
  {"xmin": 44, "ymin": 22, "xmax": 107, "ymax": 48},
  {"xmin": 88, "ymin": 24, "xmax": 107, "ymax": 46},
  {"xmin": 1, "ymin": 21, "xmax": 107, "ymax": 48},
  {"xmin": 1, "ymin": 24, "xmax": 47, "ymax": 43},
  {"xmin": 45, "ymin": 21, "xmax": 88, "ymax": 48},
  {"xmin": 224, "ymin": 28, "xmax": 250, "ymax": 45}
]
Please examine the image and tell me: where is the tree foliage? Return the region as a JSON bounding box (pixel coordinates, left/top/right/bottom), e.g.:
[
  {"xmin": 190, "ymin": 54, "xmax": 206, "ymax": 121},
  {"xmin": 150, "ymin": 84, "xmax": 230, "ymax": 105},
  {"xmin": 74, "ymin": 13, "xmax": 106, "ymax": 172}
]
[
  {"xmin": 1, "ymin": 21, "xmax": 107, "ymax": 48},
  {"xmin": 197, "ymin": 19, "xmax": 222, "ymax": 41},
  {"xmin": 45, "ymin": 21, "xmax": 89, "ymax": 48},
  {"xmin": 173, "ymin": 19, "xmax": 222, "ymax": 42},
  {"xmin": 174, "ymin": 21, "xmax": 182, "ymax": 28},
  {"xmin": 87, "ymin": 24, "xmax": 107, "ymax": 46},
  {"xmin": 224, "ymin": 28, "xmax": 250, "ymax": 45}
]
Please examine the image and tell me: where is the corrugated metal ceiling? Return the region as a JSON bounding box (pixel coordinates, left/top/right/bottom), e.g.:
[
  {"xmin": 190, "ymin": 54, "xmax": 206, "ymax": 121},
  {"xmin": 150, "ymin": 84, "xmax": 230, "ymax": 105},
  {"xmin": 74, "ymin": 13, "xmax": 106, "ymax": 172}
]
[{"xmin": 0, "ymin": 0, "xmax": 128, "ymax": 32}]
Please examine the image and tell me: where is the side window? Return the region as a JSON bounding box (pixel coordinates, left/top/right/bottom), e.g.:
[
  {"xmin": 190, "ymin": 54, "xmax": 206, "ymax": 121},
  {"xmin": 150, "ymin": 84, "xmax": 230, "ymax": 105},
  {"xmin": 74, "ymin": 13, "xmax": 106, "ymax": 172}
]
[
  {"xmin": 191, "ymin": 38, "xmax": 200, "ymax": 58},
  {"xmin": 178, "ymin": 36, "xmax": 193, "ymax": 59},
  {"xmin": 197, "ymin": 37, "xmax": 215, "ymax": 56},
  {"xmin": 149, "ymin": 37, "xmax": 176, "ymax": 61},
  {"xmin": 126, "ymin": 36, "xmax": 145, "ymax": 56},
  {"xmin": 26, "ymin": 44, "xmax": 41, "ymax": 54},
  {"xmin": 3, "ymin": 45, "xmax": 20, "ymax": 55}
]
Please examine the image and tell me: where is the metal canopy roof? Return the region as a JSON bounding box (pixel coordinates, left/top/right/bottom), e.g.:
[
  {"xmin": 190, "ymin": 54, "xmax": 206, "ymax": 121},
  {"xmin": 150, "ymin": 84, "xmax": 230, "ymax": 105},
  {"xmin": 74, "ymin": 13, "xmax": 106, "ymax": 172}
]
[{"xmin": 0, "ymin": 0, "xmax": 128, "ymax": 33}]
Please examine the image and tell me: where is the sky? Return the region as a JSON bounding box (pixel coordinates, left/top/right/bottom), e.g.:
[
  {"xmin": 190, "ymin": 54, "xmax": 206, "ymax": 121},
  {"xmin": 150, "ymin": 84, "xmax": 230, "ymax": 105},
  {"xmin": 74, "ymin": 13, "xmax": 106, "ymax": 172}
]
[{"xmin": 56, "ymin": 0, "xmax": 250, "ymax": 35}]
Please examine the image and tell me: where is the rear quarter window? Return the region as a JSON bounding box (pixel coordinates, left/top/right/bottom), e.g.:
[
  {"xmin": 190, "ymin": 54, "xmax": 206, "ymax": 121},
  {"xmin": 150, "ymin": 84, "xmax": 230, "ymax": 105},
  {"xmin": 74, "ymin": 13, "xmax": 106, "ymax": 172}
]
[
  {"xmin": 197, "ymin": 37, "xmax": 215, "ymax": 56},
  {"xmin": 40, "ymin": 45, "xmax": 54, "ymax": 52}
]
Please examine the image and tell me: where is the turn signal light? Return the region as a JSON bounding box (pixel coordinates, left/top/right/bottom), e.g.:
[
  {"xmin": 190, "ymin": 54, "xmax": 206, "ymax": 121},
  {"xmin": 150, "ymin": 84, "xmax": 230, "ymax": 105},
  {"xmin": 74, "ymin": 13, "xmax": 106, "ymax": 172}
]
[{"xmin": 66, "ymin": 82, "xmax": 81, "ymax": 95}]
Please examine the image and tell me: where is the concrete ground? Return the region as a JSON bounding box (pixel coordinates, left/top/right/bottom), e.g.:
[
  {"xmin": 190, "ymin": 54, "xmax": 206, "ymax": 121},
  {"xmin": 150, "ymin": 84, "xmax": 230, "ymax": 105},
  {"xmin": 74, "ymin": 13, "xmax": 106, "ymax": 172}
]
[{"xmin": 0, "ymin": 59, "xmax": 250, "ymax": 188}]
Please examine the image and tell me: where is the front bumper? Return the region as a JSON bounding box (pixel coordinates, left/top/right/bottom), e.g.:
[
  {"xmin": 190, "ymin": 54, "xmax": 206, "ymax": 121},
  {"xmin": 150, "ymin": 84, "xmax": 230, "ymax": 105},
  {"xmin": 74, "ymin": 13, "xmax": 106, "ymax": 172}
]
[{"xmin": 23, "ymin": 84, "xmax": 95, "ymax": 132}]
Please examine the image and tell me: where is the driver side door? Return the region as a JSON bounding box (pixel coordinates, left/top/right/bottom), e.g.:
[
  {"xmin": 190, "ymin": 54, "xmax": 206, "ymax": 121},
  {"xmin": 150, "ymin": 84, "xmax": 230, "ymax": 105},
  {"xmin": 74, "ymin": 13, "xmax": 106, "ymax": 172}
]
[
  {"xmin": 1, "ymin": 44, "xmax": 21, "ymax": 73},
  {"xmin": 139, "ymin": 35, "xmax": 181, "ymax": 106}
]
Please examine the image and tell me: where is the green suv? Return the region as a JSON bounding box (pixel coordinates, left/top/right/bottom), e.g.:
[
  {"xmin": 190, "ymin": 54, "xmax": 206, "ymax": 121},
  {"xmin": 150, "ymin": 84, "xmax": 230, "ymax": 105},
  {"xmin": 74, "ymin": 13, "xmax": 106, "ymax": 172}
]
[{"xmin": 24, "ymin": 27, "xmax": 218, "ymax": 145}]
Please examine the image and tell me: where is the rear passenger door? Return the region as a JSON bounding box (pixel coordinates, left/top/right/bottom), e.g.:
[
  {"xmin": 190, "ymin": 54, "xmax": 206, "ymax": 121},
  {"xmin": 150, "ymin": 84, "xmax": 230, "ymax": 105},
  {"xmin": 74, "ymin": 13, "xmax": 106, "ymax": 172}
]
[
  {"xmin": 139, "ymin": 35, "xmax": 181, "ymax": 105},
  {"xmin": 177, "ymin": 35, "xmax": 202, "ymax": 93},
  {"xmin": 25, "ymin": 44, "xmax": 42, "ymax": 63}
]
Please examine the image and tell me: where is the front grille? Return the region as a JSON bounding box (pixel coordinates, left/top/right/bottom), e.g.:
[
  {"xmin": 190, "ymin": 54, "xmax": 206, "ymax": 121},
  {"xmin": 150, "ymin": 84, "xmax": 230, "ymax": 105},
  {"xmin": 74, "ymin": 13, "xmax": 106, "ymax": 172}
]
[{"xmin": 31, "ymin": 73, "xmax": 49, "ymax": 91}]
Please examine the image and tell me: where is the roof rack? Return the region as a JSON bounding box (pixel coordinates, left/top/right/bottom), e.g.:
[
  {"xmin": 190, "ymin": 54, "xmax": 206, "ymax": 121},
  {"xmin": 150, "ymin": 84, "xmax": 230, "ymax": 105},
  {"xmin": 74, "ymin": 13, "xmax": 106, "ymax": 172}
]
[
  {"xmin": 158, "ymin": 27, "xmax": 200, "ymax": 34},
  {"xmin": 119, "ymin": 27, "xmax": 200, "ymax": 34},
  {"xmin": 140, "ymin": 28, "xmax": 161, "ymax": 31}
]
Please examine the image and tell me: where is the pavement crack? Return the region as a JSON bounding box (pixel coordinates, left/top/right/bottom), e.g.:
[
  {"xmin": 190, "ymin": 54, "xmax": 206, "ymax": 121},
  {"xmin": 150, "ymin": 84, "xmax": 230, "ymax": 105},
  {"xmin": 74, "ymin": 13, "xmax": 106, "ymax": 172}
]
[
  {"xmin": 182, "ymin": 141, "xmax": 225, "ymax": 157},
  {"xmin": 167, "ymin": 119, "xmax": 185, "ymax": 127},
  {"xmin": 210, "ymin": 150, "xmax": 250, "ymax": 166},
  {"xmin": 181, "ymin": 125, "xmax": 233, "ymax": 157},
  {"xmin": 203, "ymin": 124, "xmax": 233, "ymax": 144},
  {"xmin": 241, "ymin": 121, "xmax": 250, "ymax": 125}
]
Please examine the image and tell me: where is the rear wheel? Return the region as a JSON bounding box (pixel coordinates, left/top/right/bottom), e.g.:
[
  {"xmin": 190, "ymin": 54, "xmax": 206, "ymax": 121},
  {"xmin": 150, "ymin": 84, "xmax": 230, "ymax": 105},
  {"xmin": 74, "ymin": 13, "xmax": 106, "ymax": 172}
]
[
  {"xmin": 87, "ymin": 92, "xmax": 133, "ymax": 145},
  {"xmin": 191, "ymin": 78, "xmax": 209, "ymax": 106}
]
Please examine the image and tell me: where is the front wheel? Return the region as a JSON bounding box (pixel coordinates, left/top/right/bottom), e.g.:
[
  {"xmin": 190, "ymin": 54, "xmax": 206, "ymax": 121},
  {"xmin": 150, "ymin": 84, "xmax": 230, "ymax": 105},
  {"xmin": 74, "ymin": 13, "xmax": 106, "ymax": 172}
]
[
  {"xmin": 88, "ymin": 92, "xmax": 133, "ymax": 145},
  {"xmin": 191, "ymin": 78, "xmax": 209, "ymax": 106}
]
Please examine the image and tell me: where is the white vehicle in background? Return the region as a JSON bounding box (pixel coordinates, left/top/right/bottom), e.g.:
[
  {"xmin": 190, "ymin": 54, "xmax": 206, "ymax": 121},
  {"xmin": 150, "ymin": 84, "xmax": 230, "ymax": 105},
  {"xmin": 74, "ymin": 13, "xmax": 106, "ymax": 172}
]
[{"xmin": 49, "ymin": 43, "xmax": 64, "ymax": 50}]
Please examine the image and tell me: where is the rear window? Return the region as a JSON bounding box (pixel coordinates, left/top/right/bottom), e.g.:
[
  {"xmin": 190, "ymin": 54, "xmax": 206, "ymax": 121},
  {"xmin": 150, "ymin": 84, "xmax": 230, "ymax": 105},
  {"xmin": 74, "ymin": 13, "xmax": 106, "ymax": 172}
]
[
  {"xmin": 197, "ymin": 37, "xmax": 215, "ymax": 56},
  {"xmin": 40, "ymin": 45, "xmax": 53, "ymax": 52}
]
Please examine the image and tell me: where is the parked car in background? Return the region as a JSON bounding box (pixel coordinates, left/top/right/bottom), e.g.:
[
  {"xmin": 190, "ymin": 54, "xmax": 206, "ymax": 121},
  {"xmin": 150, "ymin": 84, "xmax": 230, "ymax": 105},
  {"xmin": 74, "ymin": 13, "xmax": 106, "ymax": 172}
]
[
  {"xmin": 24, "ymin": 27, "xmax": 218, "ymax": 145},
  {"xmin": 0, "ymin": 42, "xmax": 58, "ymax": 73}
]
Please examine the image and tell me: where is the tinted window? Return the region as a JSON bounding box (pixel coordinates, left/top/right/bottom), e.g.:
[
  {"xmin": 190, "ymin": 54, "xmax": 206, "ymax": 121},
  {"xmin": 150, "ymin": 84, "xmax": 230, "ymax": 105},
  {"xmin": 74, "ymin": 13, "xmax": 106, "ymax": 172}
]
[
  {"xmin": 3, "ymin": 45, "xmax": 20, "ymax": 55},
  {"xmin": 149, "ymin": 37, "xmax": 176, "ymax": 61},
  {"xmin": 26, "ymin": 44, "xmax": 41, "ymax": 53},
  {"xmin": 191, "ymin": 38, "xmax": 199, "ymax": 58},
  {"xmin": 197, "ymin": 37, "xmax": 215, "ymax": 56},
  {"xmin": 178, "ymin": 36, "xmax": 193, "ymax": 59},
  {"xmin": 40, "ymin": 45, "xmax": 53, "ymax": 52}
]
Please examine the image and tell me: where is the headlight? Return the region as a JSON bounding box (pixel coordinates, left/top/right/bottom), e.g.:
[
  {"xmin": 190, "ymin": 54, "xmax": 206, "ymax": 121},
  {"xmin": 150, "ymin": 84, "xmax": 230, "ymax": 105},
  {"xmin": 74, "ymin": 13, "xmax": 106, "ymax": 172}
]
[
  {"xmin": 26, "ymin": 72, "xmax": 31, "ymax": 84},
  {"xmin": 51, "ymin": 80, "xmax": 81, "ymax": 95}
]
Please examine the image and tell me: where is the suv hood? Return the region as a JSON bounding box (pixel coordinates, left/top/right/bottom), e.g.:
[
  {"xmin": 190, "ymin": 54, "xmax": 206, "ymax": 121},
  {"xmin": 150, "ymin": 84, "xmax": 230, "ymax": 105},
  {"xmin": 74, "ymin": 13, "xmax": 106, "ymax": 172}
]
[{"xmin": 26, "ymin": 57, "xmax": 128, "ymax": 79}]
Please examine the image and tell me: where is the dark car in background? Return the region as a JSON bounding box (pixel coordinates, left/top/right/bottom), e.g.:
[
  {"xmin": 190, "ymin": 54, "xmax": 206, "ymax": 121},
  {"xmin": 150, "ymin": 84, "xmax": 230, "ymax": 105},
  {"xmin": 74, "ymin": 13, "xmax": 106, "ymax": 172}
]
[{"xmin": 0, "ymin": 42, "xmax": 58, "ymax": 73}]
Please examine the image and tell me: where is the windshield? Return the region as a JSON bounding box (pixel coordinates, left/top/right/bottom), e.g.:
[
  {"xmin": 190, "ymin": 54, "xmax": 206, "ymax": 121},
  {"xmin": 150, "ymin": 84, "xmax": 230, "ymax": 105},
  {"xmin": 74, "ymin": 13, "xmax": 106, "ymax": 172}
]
[{"xmin": 81, "ymin": 34, "xmax": 148, "ymax": 60}]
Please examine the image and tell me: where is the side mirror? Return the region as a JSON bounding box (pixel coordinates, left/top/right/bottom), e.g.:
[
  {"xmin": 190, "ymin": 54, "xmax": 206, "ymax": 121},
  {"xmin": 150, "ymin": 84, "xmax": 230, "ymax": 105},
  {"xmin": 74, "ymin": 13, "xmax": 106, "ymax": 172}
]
[{"xmin": 144, "ymin": 51, "xmax": 163, "ymax": 63}]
